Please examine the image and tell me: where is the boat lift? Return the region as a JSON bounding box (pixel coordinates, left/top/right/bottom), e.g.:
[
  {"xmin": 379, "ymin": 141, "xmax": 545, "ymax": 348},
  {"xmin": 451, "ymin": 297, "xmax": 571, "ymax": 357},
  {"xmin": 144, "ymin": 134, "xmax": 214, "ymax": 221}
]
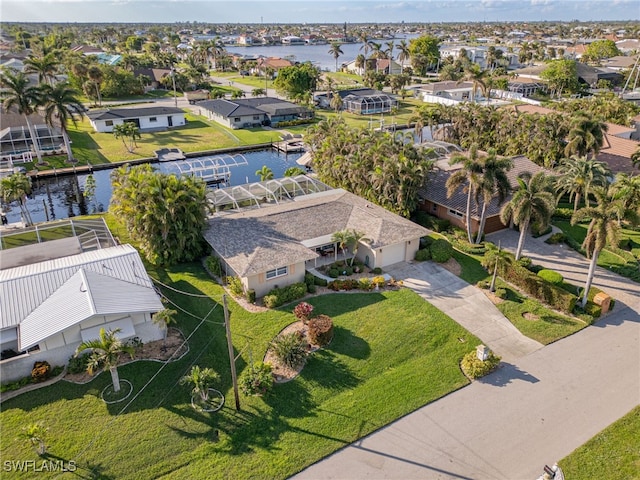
[{"xmin": 162, "ymin": 154, "xmax": 249, "ymax": 188}]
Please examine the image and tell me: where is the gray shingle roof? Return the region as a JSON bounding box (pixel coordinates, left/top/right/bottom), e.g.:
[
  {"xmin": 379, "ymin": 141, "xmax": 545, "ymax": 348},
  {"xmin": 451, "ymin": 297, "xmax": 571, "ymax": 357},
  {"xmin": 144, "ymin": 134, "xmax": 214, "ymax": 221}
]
[
  {"xmin": 87, "ymin": 106, "xmax": 184, "ymax": 121},
  {"xmin": 418, "ymin": 156, "xmax": 546, "ymax": 220},
  {"xmin": 204, "ymin": 189, "xmax": 429, "ymax": 276},
  {"xmin": 197, "ymin": 97, "xmax": 309, "ymax": 119}
]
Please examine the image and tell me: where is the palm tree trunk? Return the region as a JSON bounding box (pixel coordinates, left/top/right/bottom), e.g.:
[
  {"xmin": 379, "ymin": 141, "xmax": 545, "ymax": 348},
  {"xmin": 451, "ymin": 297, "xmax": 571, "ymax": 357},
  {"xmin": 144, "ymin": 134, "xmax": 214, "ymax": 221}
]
[
  {"xmin": 515, "ymin": 219, "xmax": 529, "ymax": 260},
  {"xmin": 581, "ymin": 249, "xmax": 599, "ymax": 308},
  {"xmin": 61, "ymin": 125, "xmax": 74, "ymax": 163},
  {"xmin": 110, "ymin": 366, "xmax": 121, "ymax": 392},
  {"xmin": 573, "ymin": 193, "xmax": 581, "ymax": 212},
  {"xmin": 465, "ymin": 188, "xmax": 473, "ymax": 244},
  {"xmin": 475, "ymin": 201, "xmax": 487, "ymax": 244},
  {"xmin": 19, "ymin": 197, "xmax": 33, "ymax": 226},
  {"xmin": 25, "ymin": 117, "xmax": 43, "ymax": 164}
]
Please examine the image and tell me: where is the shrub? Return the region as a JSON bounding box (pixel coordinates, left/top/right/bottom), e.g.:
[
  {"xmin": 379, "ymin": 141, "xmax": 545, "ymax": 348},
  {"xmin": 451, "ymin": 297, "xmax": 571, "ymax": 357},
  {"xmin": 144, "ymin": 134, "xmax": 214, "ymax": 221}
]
[
  {"xmin": 226, "ymin": 276, "xmax": 244, "ymax": 297},
  {"xmin": 307, "ymin": 315, "xmax": 334, "ymax": 346},
  {"xmin": 552, "ymin": 207, "xmax": 574, "ymax": 219},
  {"xmin": 0, "ymin": 376, "xmax": 32, "ymax": 393},
  {"xmin": 239, "ymin": 362, "xmax": 273, "ymax": 396},
  {"xmin": 246, "ymin": 289, "xmax": 256, "ymax": 304},
  {"xmin": 453, "ymin": 239, "xmax": 486, "ymax": 255},
  {"xmin": 582, "ymin": 302, "xmax": 602, "ymax": 318},
  {"xmin": 31, "ymin": 361, "xmax": 51, "ymax": 382},
  {"xmin": 205, "ymin": 255, "xmax": 223, "ymax": 278},
  {"xmin": 413, "ymin": 210, "xmax": 434, "ymax": 228},
  {"xmin": 68, "ymin": 354, "xmax": 91, "ymax": 374},
  {"xmin": 328, "ymin": 268, "xmax": 340, "ymax": 278},
  {"xmin": 343, "ymin": 266, "xmax": 354, "ymax": 276},
  {"xmin": 313, "ymin": 275, "xmax": 328, "ymax": 286},
  {"xmin": 432, "ymin": 218, "xmax": 451, "ymax": 233},
  {"xmin": 304, "ymin": 273, "xmax": 316, "ymax": 293},
  {"xmin": 430, "ymin": 238, "xmax": 453, "ymax": 263},
  {"xmin": 126, "ymin": 336, "xmax": 144, "ymax": 349},
  {"xmin": 420, "ymin": 236, "xmax": 433, "ymax": 249},
  {"xmin": 517, "ymin": 256, "xmax": 532, "ymax": 268},
  {"xmin": 494, "ymin": 288, "xmax": 507, "ymax": 299},
  {"xmin": 545, "ymin": 232, "xmax": 566, "ymax": 245},
  {"xmin": 293, "ymin": 302, "xmax": 314, "ymax": 323},
  {"xmin": 372, "ymin": 267, "xmax": 382, "ymax": 274},
  {"xmin": 358, "ymin": 277, "xmax": 374, "ymax": 290},
  {"xmin": 270, "ymin": 332, "xmax": 308, "ymax": 368},
  {"xmin": 537, "ymin": 269, "xmax": 564, "ymax": 285},
  {"xmin": 531, "ymin": 224, "xmax": 552, "ymax": 238},
  {"xmin": 414, "ymin": 248, "xmax": 431, "ymax": 261},
  {"xmin": 460, "ymin": 350, "xmax": 501, "ymax": 379},
  {"xmin": 618, "ymin": 238, "xmax": 630, "ymax": 249},
  {"xmin": 372, "ymin": 276, "xmax": 386, "ymax": 288},
  {"xmin": 477, "ymin": 280, "xmax": 490, "ymax": 289},
  {"xmin": 262, "ymin": 282, "xmax": 307, "ymax": 308}
]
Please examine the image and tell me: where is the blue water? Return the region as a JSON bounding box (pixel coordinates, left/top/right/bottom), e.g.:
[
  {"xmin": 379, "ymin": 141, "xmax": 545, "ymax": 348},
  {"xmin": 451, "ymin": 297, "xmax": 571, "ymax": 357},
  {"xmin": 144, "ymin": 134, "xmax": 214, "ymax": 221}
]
[{"xmin": 5, "ymin": 149, "xmax": 303, "ymax": 224}]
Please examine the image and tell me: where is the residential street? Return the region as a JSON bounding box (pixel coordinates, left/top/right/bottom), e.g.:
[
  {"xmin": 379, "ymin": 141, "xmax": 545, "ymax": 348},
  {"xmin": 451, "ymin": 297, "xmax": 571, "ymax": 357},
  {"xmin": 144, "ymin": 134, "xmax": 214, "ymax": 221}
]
[{"xmin": 293, "ymin": 232, "xmax": 640, "ymax": 480}]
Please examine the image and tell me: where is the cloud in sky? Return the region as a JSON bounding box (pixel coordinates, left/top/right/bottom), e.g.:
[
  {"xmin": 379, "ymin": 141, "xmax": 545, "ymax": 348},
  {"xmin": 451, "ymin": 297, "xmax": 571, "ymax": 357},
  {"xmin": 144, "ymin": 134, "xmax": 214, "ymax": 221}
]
[{"xmin": 1, "ymin": 0, "xmax": 638, "ymax": 23}]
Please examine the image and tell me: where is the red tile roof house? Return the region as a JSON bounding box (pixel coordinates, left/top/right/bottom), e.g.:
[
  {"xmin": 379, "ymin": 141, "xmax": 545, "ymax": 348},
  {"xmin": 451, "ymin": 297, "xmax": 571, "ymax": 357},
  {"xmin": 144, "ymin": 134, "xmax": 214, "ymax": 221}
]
[{"xmin": 417, "ymin": 155, "xmax": 547, "ymax": 236}]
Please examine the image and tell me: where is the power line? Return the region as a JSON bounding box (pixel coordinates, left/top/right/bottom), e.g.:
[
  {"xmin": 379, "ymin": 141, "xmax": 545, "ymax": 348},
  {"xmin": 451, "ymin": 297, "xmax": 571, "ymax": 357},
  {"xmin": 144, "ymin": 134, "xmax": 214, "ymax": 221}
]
[{"xmin": 151, "ymin": 276, "xmax": 222, "ymax": 299}]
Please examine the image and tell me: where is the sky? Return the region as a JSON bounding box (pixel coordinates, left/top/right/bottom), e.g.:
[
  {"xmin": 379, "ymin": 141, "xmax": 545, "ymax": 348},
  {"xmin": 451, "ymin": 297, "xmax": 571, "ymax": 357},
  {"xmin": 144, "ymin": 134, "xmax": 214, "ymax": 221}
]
[{"xmin": 1, "ymin": 0, "xmax": 639, "ymax": 24}]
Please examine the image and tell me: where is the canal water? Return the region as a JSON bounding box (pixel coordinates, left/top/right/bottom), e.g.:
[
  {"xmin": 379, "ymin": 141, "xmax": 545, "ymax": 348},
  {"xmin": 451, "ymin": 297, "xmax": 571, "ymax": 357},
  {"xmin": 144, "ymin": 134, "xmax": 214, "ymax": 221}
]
[{"xmin": 3, "ymin": 149, "xmax": 303, "ymax": 225}]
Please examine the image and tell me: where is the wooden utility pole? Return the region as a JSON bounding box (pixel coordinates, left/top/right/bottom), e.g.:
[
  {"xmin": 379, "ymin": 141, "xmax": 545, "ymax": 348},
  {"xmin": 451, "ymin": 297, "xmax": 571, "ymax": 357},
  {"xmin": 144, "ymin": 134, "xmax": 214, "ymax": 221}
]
[{"xmin": 223, "ymin": 295, "xmax": 241, "ymax": 411}]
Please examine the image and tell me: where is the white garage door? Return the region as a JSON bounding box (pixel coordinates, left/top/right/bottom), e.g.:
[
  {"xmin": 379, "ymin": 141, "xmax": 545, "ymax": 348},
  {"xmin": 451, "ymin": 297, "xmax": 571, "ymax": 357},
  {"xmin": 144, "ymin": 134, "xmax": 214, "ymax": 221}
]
[{"xmin": 381, "ymin": 243, "xmax": 406, "ymax": 267}]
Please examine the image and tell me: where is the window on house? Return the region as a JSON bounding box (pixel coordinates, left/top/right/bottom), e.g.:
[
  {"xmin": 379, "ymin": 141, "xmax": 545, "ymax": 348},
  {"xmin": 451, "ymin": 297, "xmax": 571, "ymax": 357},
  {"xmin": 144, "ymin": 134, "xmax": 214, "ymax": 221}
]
[
  {"xmin": 149, "ymin": 117, "xmax": 157, "ymax": 122},
  {"xmin": 105, "ymin": 120, "xmax": 113, "ymax": 126},
  {"xmin": 253, "ymin": 115, "xmax": 260, "ymax": 120},
  {"xmin": 432, "ymin": 204, "xmax": 437, "ymax": 212},
  {"xmin": 234, "ymin": 117, "xmax": 241, "ymax": 122},
  {"xmin": 266, "ymin": 266, "xmax": 288, "ymax": 279},
  {"xmin": 448, "ymin": 209, "xmax": 464, "ymax": 218}
]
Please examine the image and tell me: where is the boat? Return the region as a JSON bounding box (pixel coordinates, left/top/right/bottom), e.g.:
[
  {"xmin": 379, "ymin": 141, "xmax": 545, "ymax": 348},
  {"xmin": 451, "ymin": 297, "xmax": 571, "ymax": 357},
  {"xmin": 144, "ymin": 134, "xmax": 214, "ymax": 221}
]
[{"xmin": 155, "ymin": 148, "xmax": 186, "ymax": 162}]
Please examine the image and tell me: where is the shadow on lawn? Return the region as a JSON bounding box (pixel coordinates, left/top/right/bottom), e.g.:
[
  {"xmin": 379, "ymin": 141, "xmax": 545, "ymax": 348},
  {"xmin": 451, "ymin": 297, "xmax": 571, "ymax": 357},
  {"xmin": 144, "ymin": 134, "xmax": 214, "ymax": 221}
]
[
  {"xmin": 330, "ymin": 326, "xmax": 371, "ymax": 360},
  {"xmin": 301, "ymin": 348, "xmax": 361, "ymax": 392}
]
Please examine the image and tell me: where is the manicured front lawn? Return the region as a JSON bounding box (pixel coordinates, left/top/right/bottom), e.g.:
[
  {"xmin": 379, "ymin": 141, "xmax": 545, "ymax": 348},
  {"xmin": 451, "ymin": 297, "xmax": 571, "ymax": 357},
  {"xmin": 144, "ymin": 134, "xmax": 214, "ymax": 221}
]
[
  {"xmin": 560, "ymin": 405, "xmax": 640, "ymax": 480},
  {"xmin": 0, "ymin": 264, "xmax": 478, "ymax": 479}
]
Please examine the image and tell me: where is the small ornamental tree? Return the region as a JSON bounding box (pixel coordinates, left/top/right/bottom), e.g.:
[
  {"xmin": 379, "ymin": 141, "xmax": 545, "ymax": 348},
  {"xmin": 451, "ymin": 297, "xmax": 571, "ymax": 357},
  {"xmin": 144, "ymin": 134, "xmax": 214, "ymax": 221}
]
[
  {"xmin": 307, "ymin": 315, "xmax": 334, "ymax": 346},
  {"xmin": 20, "ymin": 422, "xmax": 48, "ymax": 455},
  {"xmin": 180, "ymin": 365, "xmax": 219, "ymax": 402},
  {"xmin": 271, "ymin": 332, "xmax": 308, "ymax": 369},
  {"xmin": 293, "ymin": 302, "xmax": 314, "ymax": 324},
  {"xmin": 239, "ymin": 362, "xmax": 274, "ymax": 396}
]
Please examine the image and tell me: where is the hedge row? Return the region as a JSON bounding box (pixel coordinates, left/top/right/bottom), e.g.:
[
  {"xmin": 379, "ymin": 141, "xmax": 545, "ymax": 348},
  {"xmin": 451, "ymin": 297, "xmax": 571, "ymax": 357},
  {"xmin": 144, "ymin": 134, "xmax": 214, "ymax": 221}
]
[
  {"xmin": 501, "ymin": 263, "xmax": 577, "ymax": 313},
  {"xmin": 263, "ymin": 282, "xmax": 307, "ymax": 308}
]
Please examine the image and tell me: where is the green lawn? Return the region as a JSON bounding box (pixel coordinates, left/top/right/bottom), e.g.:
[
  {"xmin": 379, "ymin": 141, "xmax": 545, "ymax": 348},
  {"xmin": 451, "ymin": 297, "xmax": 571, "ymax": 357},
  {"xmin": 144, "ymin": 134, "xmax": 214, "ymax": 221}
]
[
  {"xmin": 560, "ymin": 405, "xmax": 640, "ymax": 480},
  {"xmin": 0, "ymin": 263, "xmax": 479, "ymax": 479},
  {"xmin": 213, "ymin": 71, "xmax": 275, "ymax": 91}
]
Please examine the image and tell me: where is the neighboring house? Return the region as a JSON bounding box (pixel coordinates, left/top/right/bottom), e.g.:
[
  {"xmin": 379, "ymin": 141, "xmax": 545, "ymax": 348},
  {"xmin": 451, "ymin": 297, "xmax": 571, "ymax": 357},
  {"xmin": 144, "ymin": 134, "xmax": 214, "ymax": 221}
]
[
  {"xmin": 87, "ymin": 106, "xmax": 186, "ymax": 133},
  {"xmin": 0, "ymin": 242, "xmax": 164, "ymax": 383},
  {"xmin": 416, "ymin": 81, "xmax": 479, "ymax": 104},
  {"xmin": 281, "ymin": 36, "xmax": 305, "ymax": 45},
  {"xmin": 196, "ymin": 97, "xmax": 313, "ymax": 129},
  {"xmin": 601, "ymin": 55, "xmax": 638, "ymax": 71},
  {"xmin": 316, "ymin": 88, "xmax": 398, "ymax": 115},
  {"xmin": 343, "ymin": 58, "xmax": 402, "ymax": 75},
  {"xmin": 575, "ymin": 62, "xmax": 623, "ymax": 87},
  {"xmin": 0, "ymin": 106, "xmax": 64, "ymax": 159},
  {"xmin": 418, "ymin": 155, "xmax": 546, "ymax": 235},
  {"xmin": 253, "ymin": 57, "xmax": 294, "ymax": 76},
  {"xmin": 204, "ymin": 185, "xmax": 429, "ymax": 297},
  {"xmin": 133, "ymin": 67, "xmax": 172, "ymax": 90}
]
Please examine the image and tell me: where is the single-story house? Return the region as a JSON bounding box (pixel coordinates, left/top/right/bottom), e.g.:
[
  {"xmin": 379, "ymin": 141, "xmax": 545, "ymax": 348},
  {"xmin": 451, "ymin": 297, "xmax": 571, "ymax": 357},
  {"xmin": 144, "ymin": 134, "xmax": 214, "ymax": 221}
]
[
  {"xmin": 418, "ymin": 155, "xmax": 546, "ymax": 235},
  {"xmin": 416, "ymin": 81, "xmax": 479, "ymax": 104},
  {"xmin": 575, "ymin": 62, "xmax": 623, "ymax": 88},
  {"xmin": 196, "ymin": 97, "xmax": 313, "ymax": 129},
  {"xmin": 203, "ymin": 187, "xmax": 429, "ymax": 297},
  {"xmin": 0, "ymin": 242, "xmax": 164, "ymax": 382},
  {"xmin": 253, "ymin": 57, "xmax": 294, "ymax": 76},
  {"xmin": 343, "ymin": 58, "xmax": 402, "ymax": 75},
  {"xmin": 316, "ymin": 88, "xmax": 398, "ymax": 115},
  {"xmin": 0, "ymin": 106, "xmax": 65, "ymax": 159},
  {"xmin": 133, "ymin": 67, "xmax": 172, "ymax": 90},
  {"xmin": 87, "ymin": 106, "xmax": 186, "ymax": 133}
]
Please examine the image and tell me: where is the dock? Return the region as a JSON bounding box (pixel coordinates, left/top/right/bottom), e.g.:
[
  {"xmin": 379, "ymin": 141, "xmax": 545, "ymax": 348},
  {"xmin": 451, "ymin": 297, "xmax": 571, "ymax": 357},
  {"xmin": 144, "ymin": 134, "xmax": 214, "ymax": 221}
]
[
  {"xmin": 155, "ymin": 148, "xmax": 186, "ymax": 162},
  {"xmin": 273, "ymin": 138, "xmax": 306, "ymax": 153}
]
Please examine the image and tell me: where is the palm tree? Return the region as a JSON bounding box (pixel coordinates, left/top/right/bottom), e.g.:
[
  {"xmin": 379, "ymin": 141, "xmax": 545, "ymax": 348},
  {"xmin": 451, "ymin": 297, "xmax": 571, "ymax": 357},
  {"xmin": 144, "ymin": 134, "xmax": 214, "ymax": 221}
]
[
  {"xmin": 113, "ymin": 122, "xmax": 141, "ymax": 153},
  {"xmin": 358, "ymin": 32, "xmax": 371, "ymax": 74},
  {"xmin": 1, "ymin": 172, "xmax": 34, "ymax": 226},
  {"xmin": 397, "ymin": 40, "xmax": 410, "ymax": 72},
  {"xmin": 152, "ymin": 308, "xmax": 177, "ymax": 343},
  {"xmin": 87, "ymin": 66, "xmax": 103, "ymax": 106},
  {"xmin": 251, "ymin": 87, "xmax": 266, "ymax": 97},
  {"xmin": 609, "ymin": 173, "xmax": 640, "ymax": 218},
  {"xmin": 348, "ymin": 229, "xmax": 371, "ymax": 266},
  {"xmin": 180, "ymin": 365, "xmax": 219, "ymax": 402},
  {"xmin": 255, "ymin": 165, "xmax": 274, "ymax": 181},
  {"xmin": 631, "ymin": 145, "xmax": 640, "ymax": 169},
  {"xmin": 571, "ymin": 187, "xmax": 629, "ymax": 308},
  {"xmin": 39, "ymin": 82, "xmax": 85, "ymax": 164},
  {"xmin": 331, "ymin": 230, "xmax": 351, "ymax": 257},
  {"xmin": 564, "ymin": 112, "xmax": 609, "ymax": 158},
  {"xmin": 459, "ymin": 64, "xmax": 488, "ymax": 103},
  {"xmin": 0, "ymin": 70, "xmax": 44, "ymax": 164},
  {"xmin": 355, "ymin": 54, "xmax": 366, "ymax": 75},
  {"xmin": 284, "ymin": 167, "xmax": 305, "ymax": 177},
  {"xmin": 385, "ymin": 41, "xmax": 395, "ymax": 72},
  {"xmin": 75, "ymin": 328, "xmax": 134, "ymax": 393},
  {"xmin": 330, "ymin": 93, "xmax": 343, "ymax": 113},
  {"xmin": 328, "ymin": 43, "xmax": 344, "ymax": 73},
  {"xmin": 20, "ymin": 422, "xmax": 48, "ymax": 455},
  {"xmin": 481, "ymin": 242, "xmax": 513, "ymax": 292},
  {"xmin": 446, "ymin": 145, "xmax": 484, "ymax": 243},
  {"xmin": 24, "ymin": 52, "xmax": 59, "ymax": 85},
  {"xmin": 474, "ymin": 150, "xmax": 513, "ymax": 243},
  {"xmin": 555, "ymin": 155, "xmax": 611, "ymax": 211},
  {"xmin": 500, "ymin": 172, "xmax": 557, "ymax": 260}
]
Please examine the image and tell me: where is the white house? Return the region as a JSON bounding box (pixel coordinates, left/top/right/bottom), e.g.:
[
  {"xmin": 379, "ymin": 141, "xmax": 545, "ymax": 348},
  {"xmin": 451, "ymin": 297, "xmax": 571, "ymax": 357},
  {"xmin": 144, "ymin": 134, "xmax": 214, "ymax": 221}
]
[
  {"xmin": 204, "ymin": 182, "xmax": 429, "ymax": 298},
  {"xmin": 0, "ymin": 242, "xmax": 164, "ymax": 382},
  {"xmin": 87, "ymin": 106, "xmax": 186, "ymax": 133}
]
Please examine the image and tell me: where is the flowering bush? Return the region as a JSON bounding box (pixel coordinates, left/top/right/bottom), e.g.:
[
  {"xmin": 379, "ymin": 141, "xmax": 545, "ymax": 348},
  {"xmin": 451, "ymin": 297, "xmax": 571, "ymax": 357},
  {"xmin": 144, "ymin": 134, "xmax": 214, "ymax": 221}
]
[
  {"xmin": 239, "ymin": 362, "xmax": 274, "ymax": 396},
  {"xmin": 293, "ymin": 302, "xmax": 314, "ymax": 323}
]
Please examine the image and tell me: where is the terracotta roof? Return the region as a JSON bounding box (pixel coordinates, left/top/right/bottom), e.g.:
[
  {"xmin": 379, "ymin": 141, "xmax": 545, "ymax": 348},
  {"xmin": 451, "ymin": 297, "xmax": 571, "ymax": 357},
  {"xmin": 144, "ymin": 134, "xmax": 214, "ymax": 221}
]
[{"xmin": 598, "ymin": 135, "xmax": 640, "ymax": 174}]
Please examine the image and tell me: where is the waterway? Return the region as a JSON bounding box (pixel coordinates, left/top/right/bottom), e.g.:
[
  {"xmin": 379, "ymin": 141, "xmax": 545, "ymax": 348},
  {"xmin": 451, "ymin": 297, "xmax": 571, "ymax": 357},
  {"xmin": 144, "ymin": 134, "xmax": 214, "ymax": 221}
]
[
  {"xmin": 3, "ymin": 149, "xmax": 303, "ymax": 225},
  {"xmin": 226, "ymin": 34, "xmax": 420, "ymax": 71}
]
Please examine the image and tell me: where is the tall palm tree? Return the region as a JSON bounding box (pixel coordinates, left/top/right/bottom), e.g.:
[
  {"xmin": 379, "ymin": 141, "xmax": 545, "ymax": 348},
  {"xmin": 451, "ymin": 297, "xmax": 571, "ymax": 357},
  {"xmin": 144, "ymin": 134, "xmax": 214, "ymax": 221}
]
[
  {"xmin": 39, "ymin": 82, "xmax": 85, "ymax": 164},
  {"xmin": 609, "ymin": 173, "xmax": 640, "ymax": 218},
  {"xmin": 564, "ymin": 112, "xmax": 609, "ymax": 158},
  {"xmin": 474, "ymin": 150, "xmax": 513, "ymax": 243},
  {"xmin": 1, "ymin": 172, "xmax": 34, "ymax": 226},
  {"xmin": 75, "ymin": 328, "xmax": 134, "ymax": 393},
  {"xmin": 570, "ymin": 187, "xmax": 629, "ymax": 308},
  {"xmin": 0, "ymin": 70, "xmax": 44, "ymax": 164},
  {"xmin": 255, "ymin": 165, "xmax": 274, "ymax": 181},
  {"xmin": 348, "ymin": 229, "xmax": 371, "ymax": 266},
  {"xmin": 397, "ymin": 40, "xmax": 410, "ymax": 71},
  {"xmin": 358, "ymin": 32, "xmax": 371, "ymax": 74},
  {"xmin": 481, "ymin": 242, "xmax": 513, "ymax": 292},
  {"xmin": 328, "ymin": 43, "xmax": 344, "ymax": 73},
  {"xmin": 24, "ymin": 52, "xmax": 59, "ymax": 85},
  {"xmin": 459, "ymin": 64, "xmax": 488, "ymax": 103},
  {"xmin": 446, "ymin": 145, "xmax": 484, "ymax": 243},
  {"xmin": 355, "ymin": 54, "xmax": 366, "ymax": 75},
  {"xmin": 87, "ymin": 65, "xmax": 103, "ymax": 106},
  {"xmin": 500, "ymin": 172, "xmax": 557, "ymax": 260},
  {"xmin": 555, "ymin": 155, "xmax": 611, "ymax": 211}
]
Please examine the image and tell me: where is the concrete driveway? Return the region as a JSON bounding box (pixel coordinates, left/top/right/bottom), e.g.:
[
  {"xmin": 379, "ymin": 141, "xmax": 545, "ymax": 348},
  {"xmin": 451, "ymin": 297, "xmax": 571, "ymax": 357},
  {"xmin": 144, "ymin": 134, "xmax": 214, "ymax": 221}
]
[{"xmin": 386, "ymin": 262, "xmax": 542, "ymax": 363}]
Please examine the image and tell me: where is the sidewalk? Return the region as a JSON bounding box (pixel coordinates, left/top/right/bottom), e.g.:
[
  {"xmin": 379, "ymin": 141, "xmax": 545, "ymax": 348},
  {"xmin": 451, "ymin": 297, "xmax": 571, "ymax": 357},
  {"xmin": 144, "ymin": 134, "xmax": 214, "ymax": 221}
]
[{"xmin": 386, "ymin": 261, "xmax": 543, "ymax": 363}]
